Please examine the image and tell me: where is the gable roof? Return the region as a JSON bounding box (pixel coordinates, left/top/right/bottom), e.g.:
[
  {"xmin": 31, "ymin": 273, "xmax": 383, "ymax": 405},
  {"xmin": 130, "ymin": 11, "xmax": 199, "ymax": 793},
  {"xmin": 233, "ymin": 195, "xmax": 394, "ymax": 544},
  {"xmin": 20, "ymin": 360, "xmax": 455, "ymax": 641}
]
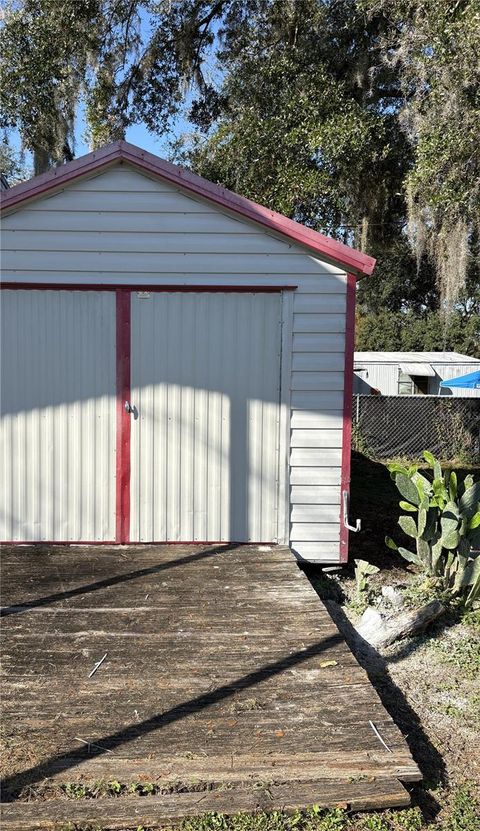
[{"xmin": 0, "ymin": 140, "xmax": 375, "ymax": 277}]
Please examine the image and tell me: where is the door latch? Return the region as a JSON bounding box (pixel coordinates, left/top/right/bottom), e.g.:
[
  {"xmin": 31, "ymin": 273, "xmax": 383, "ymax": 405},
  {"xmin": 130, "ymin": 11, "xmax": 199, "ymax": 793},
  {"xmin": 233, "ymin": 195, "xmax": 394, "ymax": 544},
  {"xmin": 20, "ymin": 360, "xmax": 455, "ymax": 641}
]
[
  {"xmin": 342, "ymin": 490, "xmax": 361, "ymax": 532},
  {"xmin": 124, "ymin": 401, "xmax": 138, "ymax": 419}
]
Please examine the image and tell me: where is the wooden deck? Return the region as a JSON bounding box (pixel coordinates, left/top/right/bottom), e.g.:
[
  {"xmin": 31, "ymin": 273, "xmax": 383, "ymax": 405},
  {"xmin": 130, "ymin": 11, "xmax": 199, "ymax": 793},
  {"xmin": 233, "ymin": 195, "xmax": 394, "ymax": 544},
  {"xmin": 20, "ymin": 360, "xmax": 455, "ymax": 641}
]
[{"xmin": 0, "ymin": 544, "xmax": 421, "ymax": 828}]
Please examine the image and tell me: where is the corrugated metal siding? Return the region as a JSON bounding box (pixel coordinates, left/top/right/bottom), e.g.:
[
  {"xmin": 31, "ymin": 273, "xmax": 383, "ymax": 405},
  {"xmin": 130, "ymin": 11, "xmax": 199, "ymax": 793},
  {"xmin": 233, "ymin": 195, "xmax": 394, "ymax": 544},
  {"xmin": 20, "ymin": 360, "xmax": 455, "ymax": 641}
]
[
  {"xmin": 2, "ymin": 163, "xmax": 348, "ymax": 561},
  {"xmin": 354, "ymin": 364, "xmax": 398, "ymax": 395},
  {"xmin": 432, "ymin": 364, "xmax": 480, "ymax": 398},
  {"xmin": 0, "ymin": 290, "xmax": 116, "ymax": 541},
  {"xmin": 130, "ymin": 292, "xmax": 282, "ymax": 542}
]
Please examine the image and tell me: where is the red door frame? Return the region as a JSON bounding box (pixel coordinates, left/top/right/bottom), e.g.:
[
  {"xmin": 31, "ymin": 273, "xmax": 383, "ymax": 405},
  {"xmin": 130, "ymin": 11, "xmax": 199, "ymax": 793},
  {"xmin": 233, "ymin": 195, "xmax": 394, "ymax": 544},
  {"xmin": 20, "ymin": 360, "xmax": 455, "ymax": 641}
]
[{"xmin": 115, "ymin": 289, "xmax": 131, "ymax": 543}]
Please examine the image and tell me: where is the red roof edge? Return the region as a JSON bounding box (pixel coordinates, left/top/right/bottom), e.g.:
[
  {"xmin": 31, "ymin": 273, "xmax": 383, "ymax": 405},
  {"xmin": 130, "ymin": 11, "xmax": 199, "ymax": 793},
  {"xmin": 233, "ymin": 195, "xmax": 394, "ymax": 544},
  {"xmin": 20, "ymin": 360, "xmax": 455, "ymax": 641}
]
[{"xmin": 0, "ymin": 140, "xmax": 376, "ymax": 277}]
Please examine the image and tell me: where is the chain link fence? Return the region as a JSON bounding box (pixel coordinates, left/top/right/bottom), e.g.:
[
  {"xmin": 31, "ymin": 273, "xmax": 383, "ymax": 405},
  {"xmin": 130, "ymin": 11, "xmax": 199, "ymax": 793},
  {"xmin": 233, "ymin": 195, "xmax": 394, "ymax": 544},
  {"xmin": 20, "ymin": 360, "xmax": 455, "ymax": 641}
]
[{"xmin": 352, "ymin": 395, "xmax": 480, "ymax": 462}]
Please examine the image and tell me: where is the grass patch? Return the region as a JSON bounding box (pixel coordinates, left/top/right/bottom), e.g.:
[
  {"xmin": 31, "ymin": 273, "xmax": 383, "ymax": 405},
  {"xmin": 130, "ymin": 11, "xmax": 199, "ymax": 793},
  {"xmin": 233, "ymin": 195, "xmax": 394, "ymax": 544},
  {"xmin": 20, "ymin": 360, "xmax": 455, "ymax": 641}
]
[
  {"xmin": 462, "ymin": 609, "xmax": 480, "ymax": 631},
  {"xmin": 429, "ymin": 635, "xmax": 480, "ymax": 680},
  {"xmin": 442, "ymin": 784, "xmax": 480, "ymax": 831}
]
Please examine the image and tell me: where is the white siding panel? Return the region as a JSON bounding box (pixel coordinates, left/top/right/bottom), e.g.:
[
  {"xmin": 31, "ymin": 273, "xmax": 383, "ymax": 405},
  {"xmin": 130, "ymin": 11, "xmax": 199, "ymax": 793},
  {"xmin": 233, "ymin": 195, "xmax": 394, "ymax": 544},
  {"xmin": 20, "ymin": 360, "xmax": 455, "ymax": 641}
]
[
  {"xmin": 4, "ymin": 231, "xmax": 297, "ymax": 255},
  {"xmin": 290, "ymin": 429, "xmax": 343, "ymax": 448},
  {"xmin": 293, "ymin": 313, "xmax": 345, "ymax": 333},
  {"xmin": 291, "ymin": 448, "xmax": 342, "ymax": 467},
  {"xmin": 432, "ymin": 363, "xmax": 480, "ymax": 398},
  {"xmin": 293, "ymin": 275, "xmax": 346, "ymax": 291},
  {"xmin": 130, "ymin": 292, "xmax": 282, "ymax": 542},
  {"xmin": 291, "ymin": 391, "xmax": 344, "ymax": 410},
  {"xmin": 3, "ymin": 274, "xmax": 312, "ymax": 287},
  {"xmin": 291, "ymin": 372, "xmax": 344, "ymax": 391},
  {"xmin": 293, "ymin": 334, "xmax": 345, "ymax": 352},
  {"xmin": 5, "ymin": 210, "xmax": 259, "ymax": 235},
  {"xmin": 290, "ymin": 486, "xmax": 341, "ymax": 504},
  {"xmin": 2, "ymin": 250, "xmax": 346, "ymax": 275},
  {"xmin": 290, "ymin": 468, "xmax": 341, "ymax": 486},
  {"xmin": 291, "ymin": 505, "xmax": 340, "ymax": 523},
  {"xmin": 293, "ymin": 293, "xmax": 346, "ymax": 313},
  {"xmin": 291, "ymin": 542, "xmax": 339, "ymax": 561},
  {"xmin": 0, "ymin": 290, "xmax": 116, "ymax": 541},
  {"xmin": 71, "ymin": 169, "xmax": 176, "ymax": 191},
  {"xmin": 292, "ymin": 353, "xmax": 345, "ymax": 372},
  {"xmin": 291, "ymin": 523, "xmax": 340, "ymax": 541},
  {"xmin": 36, "ymin": 189, "xmax": 215, "ymax": 213},
  {"xmin": 291, "ymin": 410, "xmax": 343, "ymax": 428},
  {"xmin": 3, "ymin": 272, "xmax": 346, "ymax": 292}
]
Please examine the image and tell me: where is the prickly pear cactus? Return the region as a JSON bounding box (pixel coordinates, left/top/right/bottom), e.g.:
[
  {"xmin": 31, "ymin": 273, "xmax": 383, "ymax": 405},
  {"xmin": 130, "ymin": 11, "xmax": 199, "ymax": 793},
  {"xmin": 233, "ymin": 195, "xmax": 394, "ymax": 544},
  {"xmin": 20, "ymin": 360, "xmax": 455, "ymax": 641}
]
[{"xmin": 385, "ymin": 452, "xmax": 480, "ymax": 608}]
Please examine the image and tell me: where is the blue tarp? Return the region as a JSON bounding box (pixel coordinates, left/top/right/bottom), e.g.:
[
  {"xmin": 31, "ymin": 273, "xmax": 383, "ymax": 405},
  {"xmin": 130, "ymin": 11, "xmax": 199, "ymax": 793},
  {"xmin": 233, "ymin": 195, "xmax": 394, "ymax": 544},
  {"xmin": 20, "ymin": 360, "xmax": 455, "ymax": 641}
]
[{"xmin": 440, "ymin": 369, "xmax": 480, "ymax": 390}]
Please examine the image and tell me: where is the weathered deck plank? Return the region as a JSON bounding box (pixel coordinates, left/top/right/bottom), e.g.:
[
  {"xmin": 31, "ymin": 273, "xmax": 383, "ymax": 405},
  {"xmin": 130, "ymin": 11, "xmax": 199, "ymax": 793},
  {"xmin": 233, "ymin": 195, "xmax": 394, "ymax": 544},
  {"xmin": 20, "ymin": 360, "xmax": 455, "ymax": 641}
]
[
  {"xmin": 1, "ymin": 779, "xmax": 412, "ymax": 830},
  {"xmin": 0, "ymin": 544, "xmax": 421, "ymax": 827}
]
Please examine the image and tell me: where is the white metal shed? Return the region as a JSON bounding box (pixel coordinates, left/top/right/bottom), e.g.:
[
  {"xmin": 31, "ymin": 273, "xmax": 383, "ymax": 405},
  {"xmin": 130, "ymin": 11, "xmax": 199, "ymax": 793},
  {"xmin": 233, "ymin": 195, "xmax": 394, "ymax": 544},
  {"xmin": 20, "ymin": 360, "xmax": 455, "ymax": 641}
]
[
  {"xmin": 0, "ymin": 141, "xmax": 375, "ymax": 562},
  {"xmin": 354, "ymin": 352, "xmax": 480, "ymax": 397}
]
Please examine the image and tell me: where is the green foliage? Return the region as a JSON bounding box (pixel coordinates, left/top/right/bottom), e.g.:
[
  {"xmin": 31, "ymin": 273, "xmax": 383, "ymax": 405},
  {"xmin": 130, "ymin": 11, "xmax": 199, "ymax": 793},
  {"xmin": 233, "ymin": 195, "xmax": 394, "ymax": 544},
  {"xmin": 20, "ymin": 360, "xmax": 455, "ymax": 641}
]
[
  {"xmin": 351, "ymin": 423, "xmax": 372, "ymax": 458},
  {"xmin": 431, "ymin": 635, "xmax": 480, "ymax": 681},
  {"xmin": 182, "ymin": 1, "xmax": 408, "ymax": 254},
  {"xmin": 180, "ymin": 808, "xmax": 349, "ymax": 831},
  {"xmin": 441, "ymin": 784, "xmax": 480, "ymax": 831},
  {"xmin": 386, "ymin": 453, "xmax": 480, "ymax": 608},
  {"xmin": 360, "ymin": 0, "xmax": 480, "ymax": 309},
  {"xmin": 0, "ymin": 0, "xmax": 101, "ymax": 172},
  {"xmin": 0, "ymin": 136, "xmax": 31, "ymax": 184},
  {"xmin": 62, "ymin": 783, "xmax": 88, "ymax": 799},
  {"xmin": 60, "ymin": 779, "xmax": 161, "ymax": 799},
  {"xmin": 355, "ymin": 309, "xmax": 480, "ymax": 358},
  {"xmin": 354, "ymin": 559, "xmax": 380, "ymax": 602},
  {"xmin": 0, "ymin": 0, "xmax": 177, "ymax": 170}
]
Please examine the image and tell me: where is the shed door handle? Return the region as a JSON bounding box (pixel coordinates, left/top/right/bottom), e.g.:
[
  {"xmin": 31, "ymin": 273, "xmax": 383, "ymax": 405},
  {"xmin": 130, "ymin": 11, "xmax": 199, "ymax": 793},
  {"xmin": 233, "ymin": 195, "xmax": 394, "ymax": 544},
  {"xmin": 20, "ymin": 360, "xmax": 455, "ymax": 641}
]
[{"xmin": 343, "ymin": 490, "xmax": 361, "ymax": 532}]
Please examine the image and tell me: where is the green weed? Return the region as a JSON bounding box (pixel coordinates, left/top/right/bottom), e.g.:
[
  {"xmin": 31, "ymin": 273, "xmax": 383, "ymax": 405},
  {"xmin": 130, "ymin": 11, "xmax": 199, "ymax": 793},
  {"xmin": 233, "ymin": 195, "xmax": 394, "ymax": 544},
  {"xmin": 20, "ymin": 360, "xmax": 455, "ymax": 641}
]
[
  {"xmin": 441, "ymin": 784, "xmax": 480, "ymax": 831},
  {"xmin": 462, "ymin": 609, "xmax": 480, "ymax": 631},
  {"xmin": 430, "ymin": 635, "xmax": 480, "ymax": 680}
]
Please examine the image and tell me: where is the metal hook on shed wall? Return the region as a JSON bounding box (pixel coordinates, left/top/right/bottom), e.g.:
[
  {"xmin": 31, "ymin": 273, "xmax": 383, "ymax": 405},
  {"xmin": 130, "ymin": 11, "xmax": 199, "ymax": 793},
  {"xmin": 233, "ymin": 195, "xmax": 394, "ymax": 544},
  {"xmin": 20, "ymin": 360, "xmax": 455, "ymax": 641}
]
[{"xmin": 342, "ymin": 490, "xmax": 361, "ymax": 533}]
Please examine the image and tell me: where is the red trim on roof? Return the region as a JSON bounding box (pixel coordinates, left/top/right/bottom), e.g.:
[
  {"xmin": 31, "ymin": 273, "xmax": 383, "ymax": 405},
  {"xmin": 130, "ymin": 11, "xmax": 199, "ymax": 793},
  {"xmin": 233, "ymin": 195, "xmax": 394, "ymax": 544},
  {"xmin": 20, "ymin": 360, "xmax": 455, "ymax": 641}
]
[{"xmin": 0, "ymin": 141, "xmax": 375, "ymax": 277}]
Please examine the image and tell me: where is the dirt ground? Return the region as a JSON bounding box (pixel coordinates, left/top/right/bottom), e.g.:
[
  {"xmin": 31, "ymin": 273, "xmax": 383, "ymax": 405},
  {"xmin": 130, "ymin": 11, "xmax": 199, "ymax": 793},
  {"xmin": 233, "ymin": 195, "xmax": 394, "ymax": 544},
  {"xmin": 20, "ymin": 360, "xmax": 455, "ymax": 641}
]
[{"xmin": 303, "ymin": 453, "xmax": 480, "ymax": 828}]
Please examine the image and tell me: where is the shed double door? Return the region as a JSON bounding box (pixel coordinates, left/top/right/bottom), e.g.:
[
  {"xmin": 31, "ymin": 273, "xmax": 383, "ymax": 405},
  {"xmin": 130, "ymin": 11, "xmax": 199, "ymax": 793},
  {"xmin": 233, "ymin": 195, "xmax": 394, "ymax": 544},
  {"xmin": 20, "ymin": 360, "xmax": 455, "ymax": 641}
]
[{"xmin": 1, "ymin": 289, "xmax": 282, "ymax": 543}]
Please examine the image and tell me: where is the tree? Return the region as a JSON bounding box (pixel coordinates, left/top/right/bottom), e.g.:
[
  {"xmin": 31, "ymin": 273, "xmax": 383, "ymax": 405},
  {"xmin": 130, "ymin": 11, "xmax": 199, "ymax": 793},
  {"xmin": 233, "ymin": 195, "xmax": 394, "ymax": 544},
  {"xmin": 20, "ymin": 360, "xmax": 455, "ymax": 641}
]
[
  {"xmin": 360, "ymin": 0, "xmax": 480, "ymax": 310},
  {"xmin": 0, "ymin": 0, "xmax": 231, "ymax": 172},
  {"xmin": 0, "ymin": 1, "xmax": 100, "ymax": 172},
  {"xmin": 0, "ymin": 136, "xmax": 31, "ymax": 185},
  {"xmin": 182, "ymin": 1, "xmax": 409, "ymax": 251},
  {"xmin": 356, "ymin": 309, "xmax": 480, "ymax": 357},
  {"xmin": 1, "ymin": 0, "xmax": 478, "ymax": 355}
]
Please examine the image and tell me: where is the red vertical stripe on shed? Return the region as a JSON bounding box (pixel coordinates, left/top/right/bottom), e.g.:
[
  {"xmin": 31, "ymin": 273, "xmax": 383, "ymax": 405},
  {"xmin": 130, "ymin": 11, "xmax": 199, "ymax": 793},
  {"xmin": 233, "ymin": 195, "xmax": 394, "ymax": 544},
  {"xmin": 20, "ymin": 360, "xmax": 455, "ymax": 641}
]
[
  {"xmin": 116, "ymin": 289, "xmax": 131, "ymax": 543},
  {"xmin": 339, "ymin": 273, "xmax": 357, "ymax": 563}
]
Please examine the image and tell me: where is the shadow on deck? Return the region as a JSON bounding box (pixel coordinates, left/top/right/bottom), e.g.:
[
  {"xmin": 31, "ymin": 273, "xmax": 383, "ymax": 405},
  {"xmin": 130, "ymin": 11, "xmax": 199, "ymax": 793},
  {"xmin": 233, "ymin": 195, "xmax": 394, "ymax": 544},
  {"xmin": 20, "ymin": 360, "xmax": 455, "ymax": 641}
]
[{"xmin": 0, "ymin": 544, "xmax": 421, "ymax": 829}]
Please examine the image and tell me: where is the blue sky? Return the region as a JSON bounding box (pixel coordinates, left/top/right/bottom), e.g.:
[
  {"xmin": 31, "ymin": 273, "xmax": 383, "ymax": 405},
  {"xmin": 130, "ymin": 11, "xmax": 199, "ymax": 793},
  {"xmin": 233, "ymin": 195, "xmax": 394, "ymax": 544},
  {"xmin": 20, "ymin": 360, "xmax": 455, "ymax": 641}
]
[{"xmin": 9, "ymin": 79, "xmax": 196, "ymax": 165}]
